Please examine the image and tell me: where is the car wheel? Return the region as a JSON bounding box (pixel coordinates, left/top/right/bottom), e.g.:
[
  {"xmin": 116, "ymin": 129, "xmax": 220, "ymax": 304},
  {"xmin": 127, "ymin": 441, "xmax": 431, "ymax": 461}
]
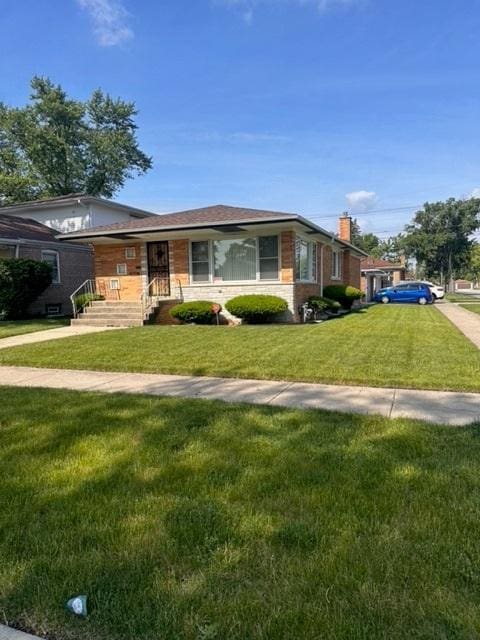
[
  {"xmin": 381, "ymin": 296, "xmax": 390, "ymax": 304},
  {"xmin": 431, "ymin": 293, "xmax": 437, "ymax": 303},
  {"xmin": 418, "ymin": 296, "xmax": 427, "ymax": 305}
]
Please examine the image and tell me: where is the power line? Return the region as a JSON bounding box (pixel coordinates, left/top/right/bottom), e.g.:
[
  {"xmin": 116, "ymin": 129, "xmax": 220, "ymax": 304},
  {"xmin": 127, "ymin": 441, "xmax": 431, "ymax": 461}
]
[{"xmin": 307, "ymin": 205, "xmax": 422, "ymax": 221}]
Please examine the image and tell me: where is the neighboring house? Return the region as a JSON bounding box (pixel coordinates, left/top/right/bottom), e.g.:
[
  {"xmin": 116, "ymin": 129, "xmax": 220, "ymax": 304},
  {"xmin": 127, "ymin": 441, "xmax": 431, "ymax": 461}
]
[
  {"xmin": 59, "ymin": 205, "xmax": 366, "ymax": 323},
  {"xmin": 0, "ymin": 214, "xmax": 93, "ymax": 317},
  {"xmin": 0, "ymin": 193, "xmax": 154, "ymax": 234},
  {"xmin": 361, "ymin": 257, "xmax": 407, "ymax": 301}
]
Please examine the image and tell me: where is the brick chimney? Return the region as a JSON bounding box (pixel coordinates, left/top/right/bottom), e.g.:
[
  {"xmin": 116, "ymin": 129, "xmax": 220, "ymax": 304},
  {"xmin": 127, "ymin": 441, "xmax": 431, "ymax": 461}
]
[{"xmin": 338, "ymin": 212, "xmax": 352, "ymax": 243}]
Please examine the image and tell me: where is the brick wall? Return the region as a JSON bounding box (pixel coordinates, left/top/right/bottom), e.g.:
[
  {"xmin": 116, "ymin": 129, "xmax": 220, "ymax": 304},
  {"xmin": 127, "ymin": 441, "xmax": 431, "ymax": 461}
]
[
  {"xmin": 169, "ymin": 239, "xmax": 189, "ymax": 287},
  {"xmin": 18, "ymin": 243, "xmax": 94, "ymax": 316},
  {"xmin": 93, "ymin": 243, "xmax": 143, "ymax": 301},
  {"xmin": 349, "ymin": 255, "xmax": 361, "ymax": 289},
  {"xmin": 281, "ymin": 231, "xmax": 295, "ymax": 282},
  {"xmin": 322, "ymin": 245, "xmax": 361, "ymax": 289}
]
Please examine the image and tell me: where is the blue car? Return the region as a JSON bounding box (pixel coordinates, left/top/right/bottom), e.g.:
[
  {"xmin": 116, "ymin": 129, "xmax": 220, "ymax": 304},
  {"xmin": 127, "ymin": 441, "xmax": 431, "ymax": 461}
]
[{"xmin": 374, "ymin": 282, "xmax": 433, "ymax": 305}]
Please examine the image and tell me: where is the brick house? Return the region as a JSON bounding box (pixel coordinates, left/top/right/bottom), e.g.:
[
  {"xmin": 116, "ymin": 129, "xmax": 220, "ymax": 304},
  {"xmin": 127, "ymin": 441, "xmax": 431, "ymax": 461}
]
[
  {"xmin": 0, "ymin": 213, "xmax": 93, "ymax": 317},
  {"xmin": 361, "ymin": 257, "xmax": 407, "ymax": 302},
  {"xmin": 59, "ymin": 205, "xmax": 366, "ymax": 324}
]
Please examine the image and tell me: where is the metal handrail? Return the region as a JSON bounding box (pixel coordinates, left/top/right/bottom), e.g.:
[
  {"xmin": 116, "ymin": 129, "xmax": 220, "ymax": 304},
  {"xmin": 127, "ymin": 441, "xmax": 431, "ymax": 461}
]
[
  {"xmin": 141, "ymin": 277, "xmax": 162, "ymax": 318},
  {"xmin": 176, "ymin": 279, "xmax": 183, "ymax": 301},
  {"xmin": 70, "ymin": 279, "xmax": 97, "ymax": 318}
]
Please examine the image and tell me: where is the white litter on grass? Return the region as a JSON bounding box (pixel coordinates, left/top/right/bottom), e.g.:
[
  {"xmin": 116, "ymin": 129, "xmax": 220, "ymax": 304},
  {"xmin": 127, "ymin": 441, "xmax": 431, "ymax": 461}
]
[{"xmin": 66, "ymin": 595, "xmax": 87, "ymax": 617}]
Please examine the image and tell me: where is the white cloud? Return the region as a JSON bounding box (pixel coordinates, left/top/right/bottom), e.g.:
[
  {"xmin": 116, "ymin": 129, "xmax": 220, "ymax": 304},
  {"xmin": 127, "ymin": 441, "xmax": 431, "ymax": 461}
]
[
  {"xmin": 469, "ymin": 188, "xmax": 480, "ymax": 198},
  {"xmin": 345, "ymin": 190, "xmax": 377, "ymax": 213},
  {"xmin": 77, "ymin": 0, "xmax": 133, "ymax": 46}
]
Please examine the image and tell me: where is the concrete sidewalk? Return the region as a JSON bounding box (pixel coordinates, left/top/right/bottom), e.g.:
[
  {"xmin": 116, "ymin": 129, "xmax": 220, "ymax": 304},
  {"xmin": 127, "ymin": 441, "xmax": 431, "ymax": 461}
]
[
  {"xmin": 0, "ymin": 325, "xmax": 122, "ymax": 350},
  {"xmin": 0, "ymin": 365, "xmax": 478, "ymax": 426},
  {"xmin": 0, "ymin": 624, "xmax": 41, "ymax": 640},
  {"xmin": 436, "ymin": 302, "xmax": 480, "ymax": 349}
]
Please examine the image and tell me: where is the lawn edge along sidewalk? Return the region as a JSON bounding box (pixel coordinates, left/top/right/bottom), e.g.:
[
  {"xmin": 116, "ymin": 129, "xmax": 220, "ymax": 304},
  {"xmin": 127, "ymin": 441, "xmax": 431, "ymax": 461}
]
[
  {"xmin": 436, "ymin": 301, "xmax": 480, "ymax": 349},
  {"xmin": 0, "ymin": 624, "xmax": 42, "ymax": 640},
  {"xmin": 1, "ymin": 366, "xmax": 479, "ymax": 426}
]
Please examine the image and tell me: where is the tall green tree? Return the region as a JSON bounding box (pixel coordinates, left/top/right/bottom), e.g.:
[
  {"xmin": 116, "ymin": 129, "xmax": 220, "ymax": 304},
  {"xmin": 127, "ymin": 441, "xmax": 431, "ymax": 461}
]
[
  {"xmin": 461, "ymin": 243, "xmax": 480, "ymax": 284},
  {"xmin": 351, "ymin": 218, "xmax": 403, "ymax": 261},
  {"xmin": 0, "ymin": 77, "xmax": 152, "ymax": 204},
  {"xmin": 351, "ymin": 219, "xmax": 383, "ymax": 257},
  {"xmin": 401, "ymin": 198, "xmax": 480, "ymax": 284}
]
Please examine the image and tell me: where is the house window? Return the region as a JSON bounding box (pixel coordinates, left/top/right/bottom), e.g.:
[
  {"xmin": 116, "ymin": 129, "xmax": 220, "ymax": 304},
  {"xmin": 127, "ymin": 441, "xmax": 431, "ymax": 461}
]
[
  {"xmin": 125, "ymin": 247, "xmax": 136, "ymax": 259},
  {"xmin": 117, "ymin": 263, "xmax": 127, "ymax": 275},
  {"xmin": 331, "ymin": 250, "xmax": 342, "ymax": 279},
  {"xmin": 190, "ymin": 236, "xmax": 279, "ymax": 283},
  {"xmin": 41, "ymin": 250, "xmax": 60, "ymax": 283},
  {"xmin": 0, "ymin": 244, "xmax": 16, "ymax": 259},
  {"xmin": 110, "ymin": 279, "xmax": 120, "ymax": 290},
  {"xmin": 295, "ymin": 238, "xmax": 316, "ymax": 282},
  {"xmin": 259, "ymin": 235, "xmax": 279, "ymax": 280},
  {"xmin": 46, "ymin": 303, "xmax": 62, "ymax": 317},
  {"xmin": 214, "ymin": 238, "xmax": 257, "ymax": 281},
  {"xmin": 191, "ymin": 241, "xmax": 210, "ymax": 282}
]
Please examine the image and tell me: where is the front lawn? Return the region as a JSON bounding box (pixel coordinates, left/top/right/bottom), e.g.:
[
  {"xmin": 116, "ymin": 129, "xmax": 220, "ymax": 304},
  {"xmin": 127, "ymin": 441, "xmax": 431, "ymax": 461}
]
[
  {"xmin": 0, "ymin": 318, "xmax": 69, "ymax": 339},
  {"xmin": 0, "ymin": 305, "xmax": 479, "ymax": 392},
  {"xmin": 1, "ymin": 387, "xmax": 480, "ymax": 640},
  {"xmin": 459, "ymin": 304, "xmax": 480, "ymax": 316},
  {"xmin": 445, "ymin": 292, "xmax": 480, "ymax": 302}
]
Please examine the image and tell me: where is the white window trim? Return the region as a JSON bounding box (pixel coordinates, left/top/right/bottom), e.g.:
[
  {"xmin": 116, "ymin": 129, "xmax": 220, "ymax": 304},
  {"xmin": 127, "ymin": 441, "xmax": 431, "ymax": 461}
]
[
  {"xmin": 116, "ymin": 263, "xmax": 128, "ymax": 275},
  {"xmin": 0, "ymin": 243, "xmax": 19, "ymax": 259},
  {"xmin": 125, "ymin": 247, "xmax": 136, "ymax": 259},
  {"xmin": 110, "ymin": 279, "xmax": 120, "ymax": 290},
  {"xmin": 41, "ymin": 250, "xmax": 60, "ymax": 284},
  {"xmin": 189, "ymin": 235, "xmax": 281, "ymax": 286},
  {"xmin": 331, "ymin": 249, "xmax": 342, "ymax": 280},
  {"xmin": 295, "ymin": 235, "xmax": 317, "ymax": 283}
]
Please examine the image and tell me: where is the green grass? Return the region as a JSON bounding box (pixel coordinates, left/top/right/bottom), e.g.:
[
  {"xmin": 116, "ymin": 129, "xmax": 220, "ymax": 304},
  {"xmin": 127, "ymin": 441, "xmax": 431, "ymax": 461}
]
[
  {"xmin": 1, "ymin": 387, "xmax": 480, "ymax": 640},
  {"xmin": 0, "ymin": 305, "xmax": 479, "ymax": 392},
  {"xmin": 459, "ymin": 304, "xmax": 480, "ymax": 316},
  {"xmin": 0, "ymin": 318, "xmax": 69, "ymax": 339},
  {"xmin": 445, "ymin": 292, "xmax": 480, "ymax": 302}
]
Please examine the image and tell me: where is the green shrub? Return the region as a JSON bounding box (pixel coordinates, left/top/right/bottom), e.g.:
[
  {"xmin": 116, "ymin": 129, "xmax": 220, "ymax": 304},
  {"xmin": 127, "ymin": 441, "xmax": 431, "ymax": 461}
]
[
  {"xmin": 0, "ymin": 258, "xmax": 52, "ymax": 319},
  {"xmin": 75, "ymin": 293, "xmax": 104, "ymax": 311},
  {"xmin": 169, "ymin": 300, "xmax": 218, "ymax": 324},
  {"xmin": 307, "ymin": 296, "xmax": 342, "ymax": 313},
  {"xmin": 225, "ymin": 294, "xmax": 288, "ymax": 323},
  {"xmin": 322, "ymin": 285, "xmax": 363, "ymax": 310}
]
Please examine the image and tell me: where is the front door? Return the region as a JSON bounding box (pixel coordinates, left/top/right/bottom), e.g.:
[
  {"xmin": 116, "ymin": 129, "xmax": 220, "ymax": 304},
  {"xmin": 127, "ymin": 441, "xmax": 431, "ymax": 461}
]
[{"xmin": 147, "ymin": 241, "xmax": 170, "ymax": 296}]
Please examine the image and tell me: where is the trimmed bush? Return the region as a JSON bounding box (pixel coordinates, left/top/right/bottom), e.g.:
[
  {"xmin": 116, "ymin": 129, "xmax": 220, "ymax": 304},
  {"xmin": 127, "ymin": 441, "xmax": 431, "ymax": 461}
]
[
  {"xmin": 0, "ymin": 258, "xmax": 52, "ymax": 319},
  {"xmin": 225, "ymin": 294, "xmax": 288, "ymax": 323},
  {"xmin": 75, "ymin": 293, "xmax": 104, "ymax": 311},
  {"xmin": 322, "ymin": 285, "xmax": 363, "ymax": 310},
  {"xmin": 169, "ymin": 300, "xmax": 218, "ymax": 324},
  {"xmin": 307, "ymin": 296, "xmax": 342, "ymax": 313}
]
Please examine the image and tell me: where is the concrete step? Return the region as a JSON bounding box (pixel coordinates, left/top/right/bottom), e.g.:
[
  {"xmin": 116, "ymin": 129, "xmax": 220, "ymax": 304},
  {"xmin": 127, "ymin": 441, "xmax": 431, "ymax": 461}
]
[
  {"xmin": 79, "ymin": 312, "xmax": 145, "ymax": 320},
  {"xmin": 90, "ymin": 301, "xmax": 143, "ymax": 310},
  {"xmin": 71, "ymin": 318, "xmax": 144, "ymax": 327}
]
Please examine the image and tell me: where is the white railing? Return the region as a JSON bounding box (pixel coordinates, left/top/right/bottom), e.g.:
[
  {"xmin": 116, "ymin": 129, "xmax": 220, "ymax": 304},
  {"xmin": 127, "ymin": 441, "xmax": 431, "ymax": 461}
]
[
  {"xmin": 141, "ymin": 277, "xmax": 162, "ymax": 318},
  {"xmin": 70, "ymin": 279, "xmax": 99, "ymax": 318}
]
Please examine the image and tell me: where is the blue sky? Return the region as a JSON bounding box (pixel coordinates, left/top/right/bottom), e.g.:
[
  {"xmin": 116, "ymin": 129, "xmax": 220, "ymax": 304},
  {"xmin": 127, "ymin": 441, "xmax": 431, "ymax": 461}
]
[{"xmin": 1, "ymin": 0, "xmax": 480, "ymax": 237}]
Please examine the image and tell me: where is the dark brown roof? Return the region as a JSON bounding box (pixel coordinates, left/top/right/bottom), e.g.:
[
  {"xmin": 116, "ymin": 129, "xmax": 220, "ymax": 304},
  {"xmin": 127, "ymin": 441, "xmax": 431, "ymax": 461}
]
[
  {"xmin": 0, "ymin": 214, "xmax": 58, "ymax": 242},
  {"xmin": 60, "ymin": 204, "xmax": 297, "ymax": 236},
  {"xmin": 361, "ymin": 257, "xmax": 404, "ymax": 270}
]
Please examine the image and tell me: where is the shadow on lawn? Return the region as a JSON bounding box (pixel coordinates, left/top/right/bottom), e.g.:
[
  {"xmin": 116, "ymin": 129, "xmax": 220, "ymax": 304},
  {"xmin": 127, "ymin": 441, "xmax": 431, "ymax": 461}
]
[{"xmin": 1, "ymin": 388, "xmax": 480, "ymax": 639}]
